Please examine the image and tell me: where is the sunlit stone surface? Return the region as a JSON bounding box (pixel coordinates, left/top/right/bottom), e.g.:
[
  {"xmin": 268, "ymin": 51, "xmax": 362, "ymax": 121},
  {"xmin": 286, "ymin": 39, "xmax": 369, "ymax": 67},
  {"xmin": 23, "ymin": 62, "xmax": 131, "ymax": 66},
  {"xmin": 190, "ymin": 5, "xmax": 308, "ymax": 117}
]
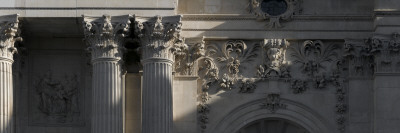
[{"xmin": 0, "ymin": 0, "xmax": 399, "ymax": 133}]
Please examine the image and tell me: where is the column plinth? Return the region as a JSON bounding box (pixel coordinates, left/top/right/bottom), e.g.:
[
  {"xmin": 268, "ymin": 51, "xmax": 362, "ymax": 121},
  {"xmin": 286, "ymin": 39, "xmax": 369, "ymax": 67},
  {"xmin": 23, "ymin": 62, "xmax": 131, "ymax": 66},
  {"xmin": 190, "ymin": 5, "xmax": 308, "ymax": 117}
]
[
  {"xmin": 83, "ymin": 14, "xmax": 132, "ymax": 133},
  {"xmin": 0, "ymin": 14, "xmax": 21, "ymax": 133},
  {"xmin": 136, "ymin": 15, "xmax": 186, "ymax": 133}
]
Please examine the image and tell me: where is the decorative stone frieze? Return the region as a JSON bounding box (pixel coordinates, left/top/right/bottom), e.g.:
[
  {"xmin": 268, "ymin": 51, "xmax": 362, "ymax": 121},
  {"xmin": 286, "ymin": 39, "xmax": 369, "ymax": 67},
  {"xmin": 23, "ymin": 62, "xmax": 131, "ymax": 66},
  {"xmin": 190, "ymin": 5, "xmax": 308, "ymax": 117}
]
[
  {"xmin": 0, "ymin": 14, "xmax": 21, "ymax": 133},
  {"xmin": 247, "ymin": 0, "xmax": 302, "ymax": 28},
  {"xmin": 371, "ymin": 33, "xmax": 400, "ymax": 73},
  {"xmin": 135, "ymin": 15, "xmax": 185, "ymax": 133},
  {"xmin": 83, "ymin": 14, "xmax": 133, "ymax": 133}
]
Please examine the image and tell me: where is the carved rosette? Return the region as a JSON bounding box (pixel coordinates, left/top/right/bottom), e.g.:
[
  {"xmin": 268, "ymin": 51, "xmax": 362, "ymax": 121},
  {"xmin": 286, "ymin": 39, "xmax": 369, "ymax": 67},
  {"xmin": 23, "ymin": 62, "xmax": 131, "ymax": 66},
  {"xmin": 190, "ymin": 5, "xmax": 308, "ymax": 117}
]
[
  {"xmin": 371, "ymin": 33, "xmax": 400, "ymax": 72},
  {"xmin": 135, "ymin": 15, "xmax": 187, "ymax": 63},
  {"xmin": 82, "ymin": 14, "xmax": 133, "ymax": 62},
  {"xmin": 247, "ymin": 0, "xmax": 301, "ymax": 28},
  {"xmin": 0, "ymin": 14, "xmax": 22, "ymax": 61}
]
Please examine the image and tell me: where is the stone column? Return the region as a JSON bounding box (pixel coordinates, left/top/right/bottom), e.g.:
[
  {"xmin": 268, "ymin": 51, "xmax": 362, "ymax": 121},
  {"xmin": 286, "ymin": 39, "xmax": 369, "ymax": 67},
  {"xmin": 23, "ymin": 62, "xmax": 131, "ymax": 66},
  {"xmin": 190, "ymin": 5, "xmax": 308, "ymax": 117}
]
[
  {"xmin": 82, "ymin": 14, "xmax": 132, "ymax": 133},
  {"xmin": 135, "ymin": 15, "xmax": 186, "ymax": 133},
  {"xmin": 0, "ymin": 14, "xmax": 21, "ymax": 133}
]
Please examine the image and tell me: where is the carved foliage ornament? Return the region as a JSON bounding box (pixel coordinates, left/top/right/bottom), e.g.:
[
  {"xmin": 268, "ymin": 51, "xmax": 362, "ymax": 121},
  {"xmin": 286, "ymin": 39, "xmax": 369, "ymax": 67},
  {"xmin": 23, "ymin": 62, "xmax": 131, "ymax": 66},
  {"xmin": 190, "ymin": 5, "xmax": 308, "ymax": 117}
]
[
  {"xmin": 174, "ymin": 39, "xmax": 204, "ymax": 76},
  {"xmin": 82, "ymin": 14, "xmax": 133, "ymax": 60},
  {"xmin": 135, "ymin": 15, "xmax": 187, "ymax": 61},
  {"xmin": 343, "ymin": 39, "xmax": 374, "ymax": 76},
  {"xmin": 371, "ymin": 33, "xmax": 400, "ymax": 72},
  {"xmin": 247, "ymin": 0, "xmax": 301, "ymax": 28},
  {"xmin": 290, "ymin": 40, "xmax": 340, "ymax": 77},
  {"xmin": 260, "ymin": 93, "xmax": 287, "ymax": 113},
  {"xmin": 0, "ymin": 14, "xmax": 22, "ymax": 59}
]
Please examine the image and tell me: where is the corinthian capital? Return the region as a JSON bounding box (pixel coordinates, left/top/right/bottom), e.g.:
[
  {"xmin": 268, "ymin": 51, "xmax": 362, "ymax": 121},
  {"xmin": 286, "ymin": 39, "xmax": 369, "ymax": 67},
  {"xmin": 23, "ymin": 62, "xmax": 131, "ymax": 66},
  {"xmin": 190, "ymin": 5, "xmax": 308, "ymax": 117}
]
[
  {"xmin": 135, "ymin": 15, "xmax": 187, "ymax": 61},
  {"xmin": 0, "ymin": 14, "xmax": 22, "ymax": 61},
  {"xmin": 370, "ymin": 33, "xmax": 400, "ymax": 72},
  {"xmin": 82, "ymin": 14, "xmax": 133, "ymax": 61}
]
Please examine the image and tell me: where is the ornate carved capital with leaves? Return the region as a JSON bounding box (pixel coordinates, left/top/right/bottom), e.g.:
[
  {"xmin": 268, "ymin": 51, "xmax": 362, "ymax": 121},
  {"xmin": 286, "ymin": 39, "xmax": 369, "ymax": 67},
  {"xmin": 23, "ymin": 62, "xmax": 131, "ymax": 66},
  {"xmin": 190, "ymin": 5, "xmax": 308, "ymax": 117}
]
[
  {"xmin": 82, "ymin": 14, "xmax": 133, "ymax": 62},
  {"xmin": 0, "ymin": 14, "xmax": 22, "ymax": 61},
  {"xmin": 135, "ymin": 15, "xmax": 187, "ymax": 62},
  {"xmin": 371, "ymin": 33, "xmax": 400, "ymax": 72},
  {"xmin": 343, "ymin": 39, "xmax": 374, "ymax": 76}
]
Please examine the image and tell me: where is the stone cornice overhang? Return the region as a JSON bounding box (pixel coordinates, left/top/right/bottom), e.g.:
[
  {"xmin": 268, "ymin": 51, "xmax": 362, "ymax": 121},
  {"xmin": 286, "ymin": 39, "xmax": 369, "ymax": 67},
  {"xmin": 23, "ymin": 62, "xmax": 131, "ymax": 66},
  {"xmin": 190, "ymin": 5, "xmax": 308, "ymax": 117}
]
[{"xmin": 180, "ymin": 14, "xmax": 374, "ymax": 39}]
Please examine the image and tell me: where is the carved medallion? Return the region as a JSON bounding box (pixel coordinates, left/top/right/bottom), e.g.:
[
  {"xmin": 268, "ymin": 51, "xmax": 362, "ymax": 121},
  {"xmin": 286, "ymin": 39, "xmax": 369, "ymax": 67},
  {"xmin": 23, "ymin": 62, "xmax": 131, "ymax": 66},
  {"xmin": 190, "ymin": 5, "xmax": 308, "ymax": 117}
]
[{"xmin": 247, "ymin": 0, "xmax": 301, "ymax": 28}]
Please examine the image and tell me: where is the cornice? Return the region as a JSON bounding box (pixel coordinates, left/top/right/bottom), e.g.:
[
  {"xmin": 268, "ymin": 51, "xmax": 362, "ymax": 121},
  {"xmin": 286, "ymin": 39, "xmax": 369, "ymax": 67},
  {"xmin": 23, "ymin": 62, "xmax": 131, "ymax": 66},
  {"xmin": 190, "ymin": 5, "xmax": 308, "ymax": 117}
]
[
  {"xmin": 0, "ymin": 7, "xmax": 174, "ymax": 10},
  {"xmin": 181, "ymin": 14, "xmax": 373, "ymax": 21},
  {"xmin": 374, "ymin": 11, "xmax": 400, "ymax": 16}
]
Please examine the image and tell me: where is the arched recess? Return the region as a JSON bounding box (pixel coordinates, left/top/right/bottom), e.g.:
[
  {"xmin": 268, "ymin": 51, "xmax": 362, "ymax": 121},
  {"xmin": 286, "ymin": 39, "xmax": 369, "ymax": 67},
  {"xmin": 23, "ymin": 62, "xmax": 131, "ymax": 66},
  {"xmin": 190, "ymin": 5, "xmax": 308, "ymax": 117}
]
[{"xmin": 211, "ymin": 98, "xmax": 333, "ymax": 133}]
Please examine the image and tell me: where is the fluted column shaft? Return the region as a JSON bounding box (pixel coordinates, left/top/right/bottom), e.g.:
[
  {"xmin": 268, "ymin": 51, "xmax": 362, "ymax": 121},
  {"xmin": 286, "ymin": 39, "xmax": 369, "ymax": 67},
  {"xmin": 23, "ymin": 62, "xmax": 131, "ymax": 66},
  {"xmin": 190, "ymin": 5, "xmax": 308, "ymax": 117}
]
[
  {"xmin": 82, "ymin": 14, "xmax": 132, "ymax": 133},
  {"xmin": 0, "ymin": 14, "xmax": 21, "ymax": 133},
  {"xmin": 91, "ymin": 59, "xmax": 123, "ymax": 133},
  {"xmin": 135, "ymin": 15, "xmax": 185, "ymax": 133},
  {"xmin": 142, "ymin": 59, "xmax": 173, "ymax": 133},
  {"xmin": 0, "ymin": 59, "xmax": 13, "ymax": 133}
]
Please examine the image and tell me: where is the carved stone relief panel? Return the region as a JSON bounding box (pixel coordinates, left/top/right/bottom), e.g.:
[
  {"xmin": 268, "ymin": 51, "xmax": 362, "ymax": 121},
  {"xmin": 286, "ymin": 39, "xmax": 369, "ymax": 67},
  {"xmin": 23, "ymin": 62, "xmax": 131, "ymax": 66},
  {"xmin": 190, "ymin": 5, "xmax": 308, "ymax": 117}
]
[
  {"xmin": 195, "ymin": 39, "xmax": 348, "ymax": 132},
  {"xmin": 28, "ymin": 50, "xmax": 87, "ymax": 126}
]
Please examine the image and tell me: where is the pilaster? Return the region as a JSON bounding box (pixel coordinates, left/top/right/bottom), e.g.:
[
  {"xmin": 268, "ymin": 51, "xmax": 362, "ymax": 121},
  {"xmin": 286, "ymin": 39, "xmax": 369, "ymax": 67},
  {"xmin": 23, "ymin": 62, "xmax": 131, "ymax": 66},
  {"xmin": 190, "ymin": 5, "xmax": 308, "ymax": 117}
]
[
  {"xmin": 371, "ymin": 33, "xmax": 400, "ymax": 133},
  {"xmin": 135, "ymin": 15, "xmax": 187, "ymax": 133},
  {"xmin": 0, "ymin": 14, "xmax": 21, "ymax": 133},
  {"xmin": 82, "ymin": 14, "xmax": 133, "ymax": 133}
]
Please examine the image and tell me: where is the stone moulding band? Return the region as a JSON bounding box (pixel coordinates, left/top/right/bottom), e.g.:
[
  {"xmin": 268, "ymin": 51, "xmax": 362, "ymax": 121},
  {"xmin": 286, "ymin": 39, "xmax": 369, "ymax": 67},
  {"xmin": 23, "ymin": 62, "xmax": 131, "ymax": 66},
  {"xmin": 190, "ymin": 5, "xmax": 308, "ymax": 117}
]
[
  {"xmin": 0, "ymin": 56, "xmax": 14, "ymax": 62},
  {"xmin": 0, "ymin": 7, "xmax": 175, "ymax": 10},
  {"xmin": 141, "ymin": 57, "xmax": 174, "ymax": 65},
  {"xmin": 91, "ymin": 57, "xmax": 121, "ymax": 63}
]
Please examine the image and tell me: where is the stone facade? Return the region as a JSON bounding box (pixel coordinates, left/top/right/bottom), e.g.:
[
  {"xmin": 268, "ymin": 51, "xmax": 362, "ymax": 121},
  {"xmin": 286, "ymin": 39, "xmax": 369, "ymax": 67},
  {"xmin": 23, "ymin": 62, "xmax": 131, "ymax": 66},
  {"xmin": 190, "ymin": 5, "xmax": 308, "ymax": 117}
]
[{"xmin": 0, "ymin": 0, "xmax": 400, "ymax": 133}]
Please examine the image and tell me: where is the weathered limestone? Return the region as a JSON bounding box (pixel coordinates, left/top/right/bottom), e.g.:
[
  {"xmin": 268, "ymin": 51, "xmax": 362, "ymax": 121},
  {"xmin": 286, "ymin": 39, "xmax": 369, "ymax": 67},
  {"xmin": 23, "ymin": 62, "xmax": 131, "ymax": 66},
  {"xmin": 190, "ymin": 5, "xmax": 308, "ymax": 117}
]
[
  {"xmin": 82, "ymin": 14, "xmax": 132, "ymax": 133},
  {"xmin": 135, "ymin": 15, "xmax": 187, "ymax": 133},
  {"xmin": 0, "ymin": 14, "xmax": 21, "ymax": 133}
]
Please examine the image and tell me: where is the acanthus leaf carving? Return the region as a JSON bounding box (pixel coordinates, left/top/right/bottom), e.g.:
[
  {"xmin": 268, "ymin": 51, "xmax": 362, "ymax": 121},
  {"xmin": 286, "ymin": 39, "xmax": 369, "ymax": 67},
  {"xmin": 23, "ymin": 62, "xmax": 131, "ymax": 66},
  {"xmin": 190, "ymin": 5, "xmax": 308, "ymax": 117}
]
[
  {"xmin": 371, "ymin": 33, "xmax": 400, "ymax": 72},
  {"xmin": 135, "ymin": 15, "xmax": 187, "ymax": 61},
  {"xmin": 82, "ymin": 14, "xmax": 133, "ymax": 61},
  {"xmin": 290, "ymin": 40, "xmax": 340, "ymax": 77},
  {"xmin": 174, "ymin": 38, "xmax": 205, "ymax": 76},
  {"xmin": 0, "ymin": 14, "xmax": 22, "ymax": 60},
  {"xmin": 343, "ymin": 39, "xmax": 374, "ymax": 77}
]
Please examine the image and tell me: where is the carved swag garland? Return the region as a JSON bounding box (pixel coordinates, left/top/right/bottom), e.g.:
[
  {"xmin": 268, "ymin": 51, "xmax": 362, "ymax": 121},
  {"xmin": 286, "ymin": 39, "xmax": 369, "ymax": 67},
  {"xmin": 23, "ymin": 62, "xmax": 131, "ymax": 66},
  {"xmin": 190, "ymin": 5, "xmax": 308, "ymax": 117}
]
[{"xmin": 191, "ymin": 39, "xmax": 349, "ymax": 132}]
